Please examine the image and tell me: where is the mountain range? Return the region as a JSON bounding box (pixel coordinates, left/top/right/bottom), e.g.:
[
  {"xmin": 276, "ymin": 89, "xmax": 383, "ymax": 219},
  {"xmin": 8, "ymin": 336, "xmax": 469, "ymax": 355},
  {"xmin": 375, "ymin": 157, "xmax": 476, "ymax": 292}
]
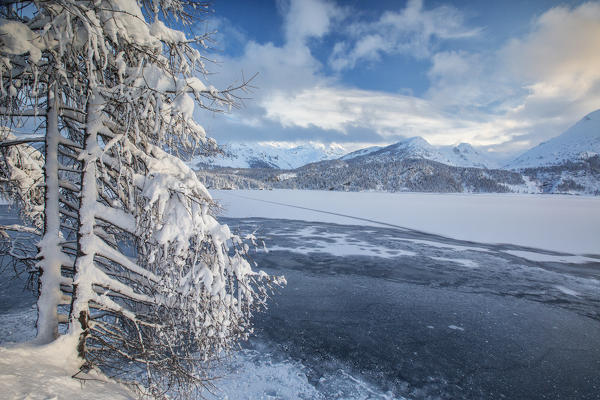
[
  {"xmin": 195, "ymin": 110, "xmax": 600, "ymax": 195},
  {"xmin": 193, "ymin": 141, "xmax": 347, "ymax": 169},
  {"xmin": 194, "ymin": 137, "xmax": 498, "ymax": 170},
  {"xmin": 341, "ymin": 138, "xmax": 497, "ymax": 169}
]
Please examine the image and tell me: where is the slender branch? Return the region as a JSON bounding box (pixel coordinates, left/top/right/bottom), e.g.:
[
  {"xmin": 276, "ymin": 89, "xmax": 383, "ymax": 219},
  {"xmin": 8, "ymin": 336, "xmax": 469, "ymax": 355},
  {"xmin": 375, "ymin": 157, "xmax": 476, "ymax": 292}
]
[{"xmin": 0, "ymin": 137, "xmax": 45, "ymax": 147}]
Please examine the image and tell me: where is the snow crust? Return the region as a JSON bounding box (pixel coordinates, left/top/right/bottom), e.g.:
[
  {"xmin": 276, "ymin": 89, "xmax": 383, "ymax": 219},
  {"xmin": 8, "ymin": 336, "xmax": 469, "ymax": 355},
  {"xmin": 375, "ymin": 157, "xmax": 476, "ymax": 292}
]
[
  {"xmin": 554, "ymin": 285, "xmax": 581, "ymax": 297},
  {"xmin": 0, "ymin": 337, "xmax": 135, "ymax": 399},
  {"xmin": 202, "ymin": 346, "xmax": 401, "ymax": 400},
  {"xmin": 213, "ymin": 190, "xmax": 600, "ymax": 255},
  {"xmin": 393, "ymin": 238, "xmax": 490, "ymax": 253},
  {"xmin": 431, "ymin": 257, "xmax": 479, "ymax": 269},
  {"xmin": 507, "ymin": 109, "xmax": 600, "ymax": 169}
]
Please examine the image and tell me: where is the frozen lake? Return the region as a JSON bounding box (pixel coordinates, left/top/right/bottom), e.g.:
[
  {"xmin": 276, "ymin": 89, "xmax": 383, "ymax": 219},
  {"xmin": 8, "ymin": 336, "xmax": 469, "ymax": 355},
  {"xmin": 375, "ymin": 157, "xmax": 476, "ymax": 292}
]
[
  {"xmin": 213, "ymin": 217, "xmax": 600, "ymax": 400},
  {"xmin": 212, "ymin": 189, "xmax": 600, "ymax": 255},
  {"xmin": 1, "ymin": 193, "xmax": 599, "ymax": 399},
  {"xmin": 208, "ymin": 191, "xmax": 600, "ymax": 399}
]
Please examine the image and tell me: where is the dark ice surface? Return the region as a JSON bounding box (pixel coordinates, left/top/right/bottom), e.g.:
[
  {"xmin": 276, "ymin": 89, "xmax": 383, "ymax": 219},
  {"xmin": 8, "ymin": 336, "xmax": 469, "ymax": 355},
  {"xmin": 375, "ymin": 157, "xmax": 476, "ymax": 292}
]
[{"xmin": 224, "ymin": 217, "xmax": 600, "ymax": 400}]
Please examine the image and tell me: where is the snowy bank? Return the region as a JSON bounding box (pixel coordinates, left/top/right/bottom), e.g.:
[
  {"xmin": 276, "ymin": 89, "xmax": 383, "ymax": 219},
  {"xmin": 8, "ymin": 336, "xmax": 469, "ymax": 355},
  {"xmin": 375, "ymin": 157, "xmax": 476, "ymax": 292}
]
[
  {"xmin": 213, "ymin": 190, "xmax": 600, "ymax": 255},
  {"xmin": 0, "ymin": 336, "xmax": 135, "ymax": 400}
]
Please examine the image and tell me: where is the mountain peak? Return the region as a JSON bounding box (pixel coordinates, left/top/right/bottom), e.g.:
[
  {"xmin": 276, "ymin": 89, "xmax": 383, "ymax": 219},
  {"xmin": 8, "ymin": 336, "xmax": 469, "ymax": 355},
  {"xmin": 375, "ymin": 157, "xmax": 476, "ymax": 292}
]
[
  {"xmin": 349, "ymin": 136, "xmax": 494, "ymax": 168},
  {"xmin": 455, "ymin": 143, "xmax": 475, "ymax": 151},
  {"xmin": 583, "ymin": 109, "xmax": 600, "ymax": 120},
  {"xmin": 506, "ymin": 110, "xmax": 600, "ymax": 169},
  {"xmin": 401, "ymin": 136, "xmax": 431, "ymax": 147}
]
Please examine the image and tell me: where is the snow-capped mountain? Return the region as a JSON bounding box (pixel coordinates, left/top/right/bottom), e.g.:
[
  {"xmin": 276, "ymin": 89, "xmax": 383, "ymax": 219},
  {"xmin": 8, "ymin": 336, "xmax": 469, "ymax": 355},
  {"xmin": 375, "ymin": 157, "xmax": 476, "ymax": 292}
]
[
  {"xmin": 349, "ymin": 137, "xmax": 496, "ymax": 169},
  {"xmin": 506, "ymin": 110, "xmax": 600, "ymax": 170},
  {"xmin": 194, "ymin": 142, "xmax": 347, "ymax": 169},
  {"xmin": 194, "ymin": 137, "xmax": 496, "ymax": 170},
  {"xmin": 197, "ymin": 115, "xmax": 600, "ymax": 194},
  {"xmin": 444, "ymin": 143, "xmax": 498, "ymax": 169},
  {"xmin": 340, "ymin": 145, "xmax": 383, "ymax": 160}
]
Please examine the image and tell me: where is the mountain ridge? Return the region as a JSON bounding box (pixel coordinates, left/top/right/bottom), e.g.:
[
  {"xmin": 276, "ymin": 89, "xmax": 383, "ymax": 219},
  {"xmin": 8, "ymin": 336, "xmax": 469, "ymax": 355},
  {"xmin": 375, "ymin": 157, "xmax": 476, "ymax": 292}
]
[
  {"xmin": 506, "ymin": 109, "xmax": 600, "ymax": 169},
  {"xmin": 354, "ymin": 137, "xmax": 496, "ymax": 169},
  {"xmin": 195, "ymin": 136, "xmax": 498, "ymax": 170},
  {"xmin": 194, "ymin": 109, "xmax": 600, "ymax": 172}
]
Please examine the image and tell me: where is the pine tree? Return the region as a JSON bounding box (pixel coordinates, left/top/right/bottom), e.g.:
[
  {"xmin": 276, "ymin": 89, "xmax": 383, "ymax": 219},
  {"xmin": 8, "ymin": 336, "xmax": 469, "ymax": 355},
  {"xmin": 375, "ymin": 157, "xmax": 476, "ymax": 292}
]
[{"xmin": 0, "ymin": 0, "xmax": 282, "ymax": 395}]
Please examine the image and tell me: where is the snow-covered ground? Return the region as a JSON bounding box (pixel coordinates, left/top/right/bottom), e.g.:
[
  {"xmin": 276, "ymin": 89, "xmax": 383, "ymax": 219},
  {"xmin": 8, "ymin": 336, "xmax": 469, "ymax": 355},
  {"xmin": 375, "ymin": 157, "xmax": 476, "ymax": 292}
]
[
  {"xmin": 0, "ymin": 336, "xmax": 136, "ymax": 399},
  {"xmin": 213, "ymin": 190, "xmax": 600, "ymax": 255}
]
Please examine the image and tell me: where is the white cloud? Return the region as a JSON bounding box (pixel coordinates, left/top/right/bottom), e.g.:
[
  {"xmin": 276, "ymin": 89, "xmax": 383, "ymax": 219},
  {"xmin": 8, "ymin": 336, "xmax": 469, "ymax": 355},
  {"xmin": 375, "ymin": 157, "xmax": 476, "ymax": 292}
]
[
  {"xmin": 424, "ymin": 49, "xmax": 522, "ymax": 113},
  {"xmin": 329, "ymin": 0, "xmax": 481, "ymax": 70},
  {"xmin": 501, "ymin": 2, "xmax": 600, "ymax": 123},
  {"xmin": 262, "ymin": 86, "xmax": 525, "ymax": 146},
  {"xmin": 209, "ymin": 0, "xmax": 346, "ymax": 96},
  {"xmin": 201, "ymin": 0, "xmax": 344, "ymax": 141},
  {"xmin": 282, "ymin": 0, "xmax": 343, "ymax": 43}
]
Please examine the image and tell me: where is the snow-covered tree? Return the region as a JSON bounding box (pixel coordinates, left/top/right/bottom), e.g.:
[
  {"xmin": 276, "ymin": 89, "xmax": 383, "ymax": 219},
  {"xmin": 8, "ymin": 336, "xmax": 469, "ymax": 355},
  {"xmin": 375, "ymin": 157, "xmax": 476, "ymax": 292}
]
[{"xmin": 0, "ymin": 0, "xmax": 282, "ymax": 394}]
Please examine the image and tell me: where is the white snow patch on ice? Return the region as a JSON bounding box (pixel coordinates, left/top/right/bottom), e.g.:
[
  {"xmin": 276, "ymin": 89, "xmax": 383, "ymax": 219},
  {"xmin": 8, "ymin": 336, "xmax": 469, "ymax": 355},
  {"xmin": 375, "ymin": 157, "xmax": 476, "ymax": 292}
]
[
  {"xmin": 396, "ymin": 238, "xmax": 489, "ymax": 253},
  {"xmin": 213, "ymin": 190, "xmax": 600, "ymax": 255},
  {"xmin": 448, "ymin": 325, "xmax": 465, "ymax": 331},
  {"xmin": 504, "ymin": 250, "xmax": 600, "ymax": 264},
  {"xmin": 265, "ymin": 233, "xmax": 416, "ymax": 259},
  {"xmin": 292, "ymin": 226, "xmax": 321, "ymax": 238},
  {"xmin": 431, "ymin": 257, "xmax": 479, "ymax": 269},
  {"xmin": 554, "ymin": 285, "xmax": 581, "ymax": 297}
]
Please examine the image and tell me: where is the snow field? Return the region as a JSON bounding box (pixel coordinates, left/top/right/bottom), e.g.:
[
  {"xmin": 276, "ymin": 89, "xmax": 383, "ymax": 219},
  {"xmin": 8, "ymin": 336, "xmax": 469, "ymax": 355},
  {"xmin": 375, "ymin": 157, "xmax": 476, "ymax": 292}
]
[{"xmin": 214, "ymin": 190, "xmax": 600, "ymax": 255}]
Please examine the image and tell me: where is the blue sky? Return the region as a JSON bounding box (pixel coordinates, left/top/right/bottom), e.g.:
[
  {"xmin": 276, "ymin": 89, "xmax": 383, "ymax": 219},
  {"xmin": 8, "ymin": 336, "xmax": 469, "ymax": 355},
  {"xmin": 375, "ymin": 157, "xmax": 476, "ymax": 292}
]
[{"xmin": 195, "ymin": 0, "xmax": 600, "ymax": 159}]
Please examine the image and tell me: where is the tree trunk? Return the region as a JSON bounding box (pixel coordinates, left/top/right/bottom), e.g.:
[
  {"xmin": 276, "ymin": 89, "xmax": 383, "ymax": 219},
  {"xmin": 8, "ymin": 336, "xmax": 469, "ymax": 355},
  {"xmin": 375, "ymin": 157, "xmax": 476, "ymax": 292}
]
[
  {"xmin": 69, "ymin": 88, "xmax": 102, "ymax": 358},
  {"xmin": 35, "ymin": 80, "xmax": 63, "ymax": 344}
]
